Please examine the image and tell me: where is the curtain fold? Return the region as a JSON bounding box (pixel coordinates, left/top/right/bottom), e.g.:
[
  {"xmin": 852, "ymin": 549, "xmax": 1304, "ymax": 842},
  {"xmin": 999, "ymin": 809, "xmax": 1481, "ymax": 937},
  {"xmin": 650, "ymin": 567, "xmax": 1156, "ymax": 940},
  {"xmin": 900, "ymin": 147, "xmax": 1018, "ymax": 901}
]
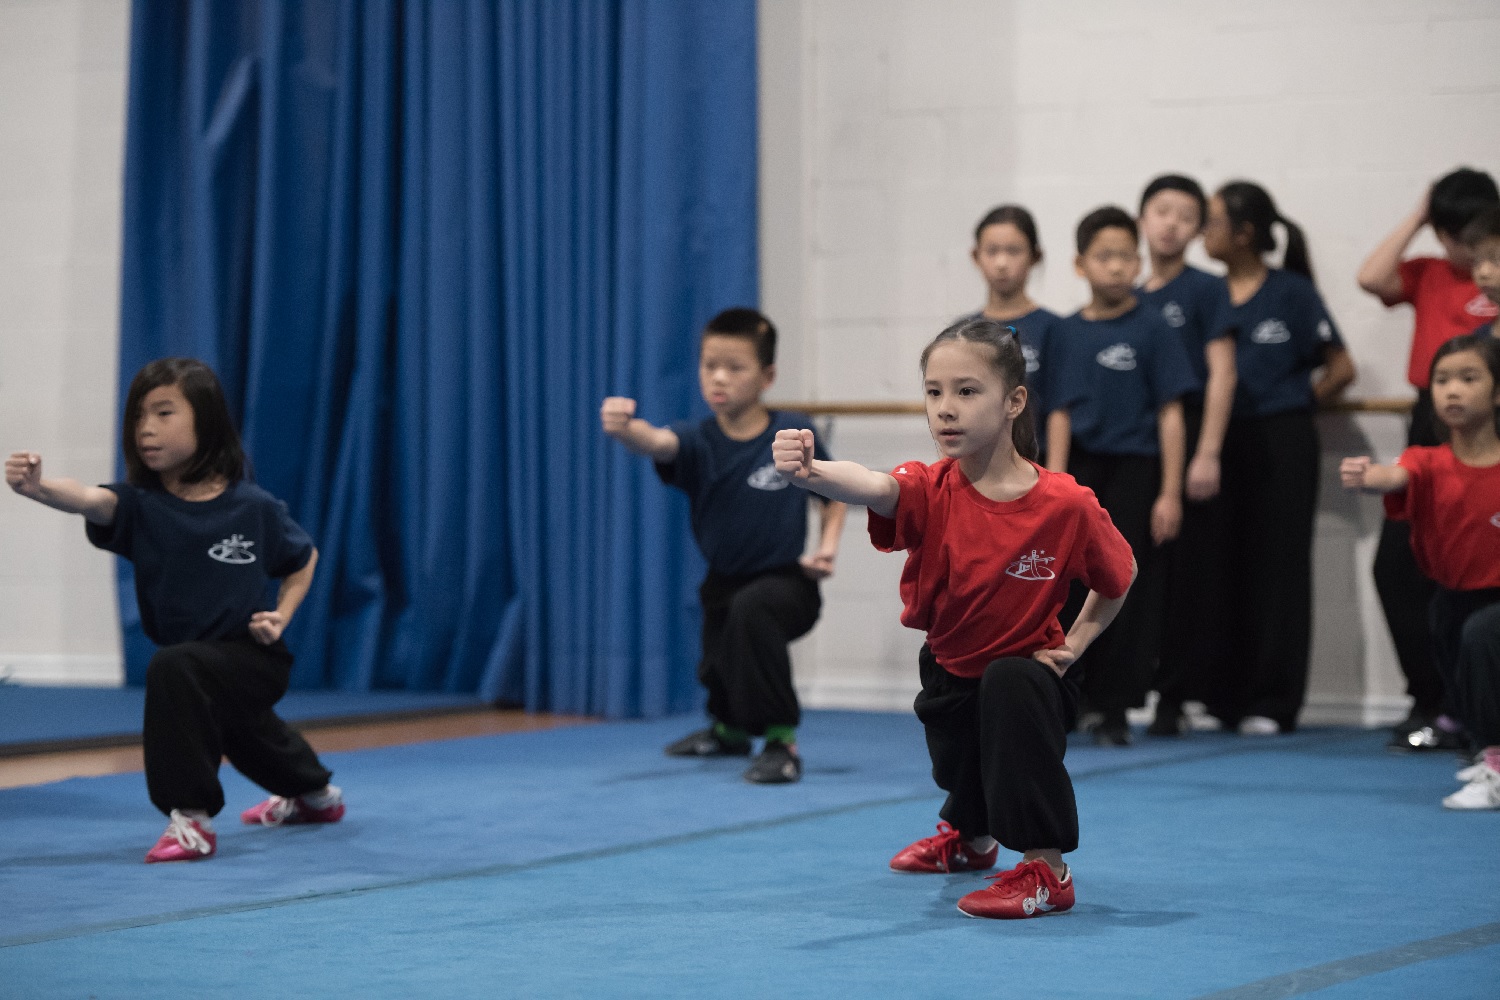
[{"xmin": 117, "ymin": 0, "xmax": 757, "ymax": 717}]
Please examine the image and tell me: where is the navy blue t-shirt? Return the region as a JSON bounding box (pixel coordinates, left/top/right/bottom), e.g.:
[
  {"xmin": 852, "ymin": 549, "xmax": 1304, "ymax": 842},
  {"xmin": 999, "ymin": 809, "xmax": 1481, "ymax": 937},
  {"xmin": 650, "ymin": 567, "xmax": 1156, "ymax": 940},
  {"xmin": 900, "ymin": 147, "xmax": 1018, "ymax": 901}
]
[
  {"xmin": 959, "ymin": 307, "xmax": 1062, "ymax": 454},
  {"xmin": 1229, "ymin": 269, "xmax": 1345, "ymax": 417},
  {"xmin": 655, "ymin": 411, "xmax": 830, "ymax": 577},
  {"xmin": 1138, "ymin": 265, "xmax": 1233, "ymax": 396},
  {"xmin": 1050, "ymin": 303, "xmax": 1202, "ymax": 456},
  {"xmin": 85, "ymin": 480, "xmax": 315, "ymax": 646}
]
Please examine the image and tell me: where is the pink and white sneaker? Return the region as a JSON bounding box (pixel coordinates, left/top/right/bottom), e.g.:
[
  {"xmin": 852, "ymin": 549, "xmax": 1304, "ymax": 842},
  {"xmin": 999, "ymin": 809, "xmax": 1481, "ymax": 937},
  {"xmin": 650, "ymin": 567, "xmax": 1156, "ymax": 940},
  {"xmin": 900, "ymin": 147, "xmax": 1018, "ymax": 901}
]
[
  {"xmin": 240, "ymin": 788, "xmax": 345, "ymax": 827},
  {"xmin": 145, "ymin": 810, "xmax": 217, "ymax": 863}
]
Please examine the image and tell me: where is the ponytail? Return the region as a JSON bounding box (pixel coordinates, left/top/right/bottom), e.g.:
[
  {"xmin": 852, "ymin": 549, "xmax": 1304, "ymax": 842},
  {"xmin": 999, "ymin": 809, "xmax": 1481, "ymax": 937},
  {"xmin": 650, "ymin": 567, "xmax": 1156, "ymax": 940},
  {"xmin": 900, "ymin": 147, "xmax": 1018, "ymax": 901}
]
[{"xmin": 1220, "ymin": 180, "xmax": 1317, "ymax": 286}]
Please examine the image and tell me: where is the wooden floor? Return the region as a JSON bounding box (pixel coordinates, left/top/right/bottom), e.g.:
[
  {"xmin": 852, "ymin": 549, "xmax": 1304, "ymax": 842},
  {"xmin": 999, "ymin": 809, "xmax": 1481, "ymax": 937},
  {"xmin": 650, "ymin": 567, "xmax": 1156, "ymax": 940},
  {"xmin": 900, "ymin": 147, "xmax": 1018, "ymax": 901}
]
[{"xmin": 0, "ymin": 709, "xmax": 592, "ymax": 791}]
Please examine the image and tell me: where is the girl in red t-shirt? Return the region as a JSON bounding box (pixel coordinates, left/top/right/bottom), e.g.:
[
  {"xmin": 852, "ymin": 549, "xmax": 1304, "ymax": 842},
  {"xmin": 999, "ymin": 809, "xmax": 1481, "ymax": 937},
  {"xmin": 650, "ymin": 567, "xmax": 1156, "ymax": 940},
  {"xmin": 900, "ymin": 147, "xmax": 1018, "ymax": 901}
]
[
  {"xmin": 1342, "ymin": 333, "xmax": 1500, "ymax": 810},
  {"xmin": 772, "ymin": 317, "xmax": 1136, "ymax": 919}
]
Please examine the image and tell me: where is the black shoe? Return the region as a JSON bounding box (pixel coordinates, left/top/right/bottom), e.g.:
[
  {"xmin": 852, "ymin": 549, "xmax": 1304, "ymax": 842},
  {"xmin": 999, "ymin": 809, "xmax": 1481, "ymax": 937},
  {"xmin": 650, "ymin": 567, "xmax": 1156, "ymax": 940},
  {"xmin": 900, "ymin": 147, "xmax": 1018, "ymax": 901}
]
[
  {"xmin": 1090, "ymin": 712, "xmax": 1132, "ymax": 747},
  {"xmin": 743, "ymin": 741, "xmax": 802, "ymax": 784},
  {"xmin": 1146, "ymin": 702, "xmax": 1185, "ymax": 737},
  {"xmin": 1387, "ymin": 722, "xmax": 1467, "ymax": 753},
  {"xmin": 664, "ymin": 727, "xmax": 751, "ymax": 758}
]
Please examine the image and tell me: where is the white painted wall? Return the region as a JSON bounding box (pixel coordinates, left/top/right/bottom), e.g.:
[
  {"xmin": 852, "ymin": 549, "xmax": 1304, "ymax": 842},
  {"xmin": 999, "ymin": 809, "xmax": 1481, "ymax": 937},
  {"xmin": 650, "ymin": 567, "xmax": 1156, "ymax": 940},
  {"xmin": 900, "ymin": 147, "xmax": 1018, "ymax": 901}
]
[
  {"xmin": 0, "ymin": 0, "xmax": 130, "ymax": 685},
  {"xmin": 760, "ymin": 0, "xmax": 1500, "ymax": 723}
]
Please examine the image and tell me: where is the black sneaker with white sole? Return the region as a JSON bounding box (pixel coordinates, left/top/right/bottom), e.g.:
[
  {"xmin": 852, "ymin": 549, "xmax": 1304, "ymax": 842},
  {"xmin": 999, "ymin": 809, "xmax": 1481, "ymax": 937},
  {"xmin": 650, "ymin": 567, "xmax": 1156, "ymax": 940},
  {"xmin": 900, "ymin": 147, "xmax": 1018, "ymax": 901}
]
[
  {"xmin": 744, "ymin": 741, "xmax": 802, "ymax": 784},
  {"xmin": 664, "ymin": 727, "xmax": 751, "ymax": 758}
]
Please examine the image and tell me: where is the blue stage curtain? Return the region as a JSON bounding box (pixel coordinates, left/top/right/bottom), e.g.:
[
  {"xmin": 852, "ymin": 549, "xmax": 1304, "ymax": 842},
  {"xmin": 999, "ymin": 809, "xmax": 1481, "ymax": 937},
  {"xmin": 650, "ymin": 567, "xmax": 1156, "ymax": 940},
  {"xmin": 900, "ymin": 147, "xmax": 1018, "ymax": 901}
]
[{"xmin": 116, "ymin": 0, "xmax": 757, "ymax": 716}]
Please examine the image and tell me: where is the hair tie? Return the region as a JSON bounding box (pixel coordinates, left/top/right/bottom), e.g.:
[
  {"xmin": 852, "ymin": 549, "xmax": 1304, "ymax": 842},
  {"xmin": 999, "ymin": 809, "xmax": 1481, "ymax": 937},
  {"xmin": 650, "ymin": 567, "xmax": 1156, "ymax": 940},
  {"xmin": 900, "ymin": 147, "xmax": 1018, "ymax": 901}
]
[{"xmin": 1003, "ymin": 325, "xmax": 1019, "ymax": 338}]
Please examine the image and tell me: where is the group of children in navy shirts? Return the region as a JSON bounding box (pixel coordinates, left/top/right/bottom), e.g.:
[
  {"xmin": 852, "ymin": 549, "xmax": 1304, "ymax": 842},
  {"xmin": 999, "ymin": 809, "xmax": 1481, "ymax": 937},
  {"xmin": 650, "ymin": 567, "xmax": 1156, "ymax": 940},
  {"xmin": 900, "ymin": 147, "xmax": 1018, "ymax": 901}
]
[{"xmin": 7, "ymin": 168, "xmax": 1500, "ymax": 922}]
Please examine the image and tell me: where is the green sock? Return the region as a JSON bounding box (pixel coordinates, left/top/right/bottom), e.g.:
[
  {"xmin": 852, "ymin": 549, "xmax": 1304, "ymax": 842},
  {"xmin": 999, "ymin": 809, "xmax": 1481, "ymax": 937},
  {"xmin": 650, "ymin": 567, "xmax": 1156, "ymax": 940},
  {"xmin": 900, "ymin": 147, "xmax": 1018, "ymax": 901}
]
[
  {"xmin": 764, "ymin": 724, "xmax": 797, "ymax": 747},
  {"xmin": 713, "ymin": 722, "xmax": 748, "ymax": 744}
]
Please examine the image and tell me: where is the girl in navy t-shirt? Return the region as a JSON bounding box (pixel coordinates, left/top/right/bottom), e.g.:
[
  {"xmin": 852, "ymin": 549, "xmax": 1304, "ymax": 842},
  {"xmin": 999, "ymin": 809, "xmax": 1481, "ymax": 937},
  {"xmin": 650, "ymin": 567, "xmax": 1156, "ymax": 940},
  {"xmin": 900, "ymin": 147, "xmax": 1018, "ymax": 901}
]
[
  {"xmin": 965, "ymin": 205, "xmax": 1063, "ymax": 455},
  {"xmin": 1201, "ymin": 181, "xmax": 1356, "ymax": 735},
  {"xmin": 771, "ymin": 317, "xmax": 1135, "ymax": 920},
  {"xmin": 1342, "ymin": 334, "xmax": 1500, "ymax": 809},
  {"xmin": 5, "ymin": 358, "xmax": 343, "ymax": 863}
]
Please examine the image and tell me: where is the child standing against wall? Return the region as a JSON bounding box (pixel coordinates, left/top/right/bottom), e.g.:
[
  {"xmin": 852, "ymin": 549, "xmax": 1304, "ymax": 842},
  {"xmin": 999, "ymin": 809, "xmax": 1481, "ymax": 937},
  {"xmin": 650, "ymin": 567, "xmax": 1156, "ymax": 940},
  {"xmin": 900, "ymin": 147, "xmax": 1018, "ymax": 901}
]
[
  {"xmin": 1356, "ymin": 168, "xmax": 1500, "ymax": 751},
  {"xmin": 1046, "ymin": 207, "xmax": 1198, "ymax": 746},
  {"xmin": 601, "ymin": 308, "xmax": 846, "ymax": 783},
  {"xmin": 6, "ymin": 359, "xmax": 343, "ymax": 863},
  {"xmin": 1135, "ymin": 174, "xmax": 1238, "ymax": 736},
  {"xmin": 772, "ymin": 317, "xmax": 1135, "ymax": 918},
  {"xmin": 1201, "ymin": 181, "xmax": 1355, "ymax": 734}
]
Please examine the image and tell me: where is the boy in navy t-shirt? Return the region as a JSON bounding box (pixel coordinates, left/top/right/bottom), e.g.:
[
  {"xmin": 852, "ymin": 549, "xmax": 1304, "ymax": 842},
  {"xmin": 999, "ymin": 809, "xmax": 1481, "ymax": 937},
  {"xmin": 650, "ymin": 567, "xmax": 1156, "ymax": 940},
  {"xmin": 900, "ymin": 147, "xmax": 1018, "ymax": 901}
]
[
  {"xmin": 1046, "ymin": 207, "xmax": 1198, "ymax": 745},
  {"xmin": 601, "ymin": 308, "xmax": 846, "ymax": 783}
]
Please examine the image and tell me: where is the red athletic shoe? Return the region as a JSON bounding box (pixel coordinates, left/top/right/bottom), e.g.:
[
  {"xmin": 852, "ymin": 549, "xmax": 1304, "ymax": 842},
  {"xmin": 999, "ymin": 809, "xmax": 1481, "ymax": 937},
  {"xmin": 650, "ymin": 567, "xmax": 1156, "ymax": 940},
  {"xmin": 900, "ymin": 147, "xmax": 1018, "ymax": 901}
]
[
  {"xmin": 957, "ymin": 858, "xmax": 1074, "ymax": 919},
  {"xmin": 240, "ymin": 790, "xmax": 345, "ymax": 827},
  {"xmin": 889, "ymin": 822, "xmax": 998, "ymax": 873},
  {"xmin": 145, "ymin": 810, "xmax": 217, "ymax": 863}
]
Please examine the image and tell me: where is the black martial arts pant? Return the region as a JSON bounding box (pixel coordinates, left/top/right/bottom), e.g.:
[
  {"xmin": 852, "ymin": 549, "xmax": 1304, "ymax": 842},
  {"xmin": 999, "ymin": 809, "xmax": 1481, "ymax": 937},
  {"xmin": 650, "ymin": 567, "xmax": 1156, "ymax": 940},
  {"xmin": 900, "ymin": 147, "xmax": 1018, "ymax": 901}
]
[{"xmin": 1430, "ymin": 588, "xmax": 1500, "ymax": 747}]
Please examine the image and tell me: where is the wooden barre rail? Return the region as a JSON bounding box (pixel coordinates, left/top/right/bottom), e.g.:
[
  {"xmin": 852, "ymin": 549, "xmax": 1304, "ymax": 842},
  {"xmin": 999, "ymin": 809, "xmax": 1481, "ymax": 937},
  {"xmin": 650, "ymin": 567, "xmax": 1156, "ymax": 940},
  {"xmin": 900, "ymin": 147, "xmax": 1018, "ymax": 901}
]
[{"xmin": 769, "ymin": 398, "xmax": 1415, "ymax": 417}]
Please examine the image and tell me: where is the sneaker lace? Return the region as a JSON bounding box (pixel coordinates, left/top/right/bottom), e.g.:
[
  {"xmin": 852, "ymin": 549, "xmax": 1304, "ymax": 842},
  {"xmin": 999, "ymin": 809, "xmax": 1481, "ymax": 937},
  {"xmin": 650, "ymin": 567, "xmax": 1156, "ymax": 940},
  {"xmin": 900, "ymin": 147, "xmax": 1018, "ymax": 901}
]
[
  {"xmin": 166, "ymin": 810, "xmax": 210, "ymax": 853},
  {"xmin": 260, "ymin": 796, "xmax": 298, "ymax": 825},
  {"xmin": 983, "ymin": 860, "xmax": 1042, "ymax": 894},
  {"xmin": 922, "ymin": 822, "xmax": 966, "ymax": 870}
]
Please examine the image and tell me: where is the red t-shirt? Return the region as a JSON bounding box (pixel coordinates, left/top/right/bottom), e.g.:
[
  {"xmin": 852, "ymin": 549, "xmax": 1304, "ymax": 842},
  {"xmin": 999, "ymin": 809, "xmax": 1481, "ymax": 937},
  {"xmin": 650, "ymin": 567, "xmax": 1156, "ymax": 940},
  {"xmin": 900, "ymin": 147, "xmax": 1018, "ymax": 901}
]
[
  {"xmin": 1393, "ymin": 258, "xmax": 1498, "ymax": 389},
  {"xmin": 1384, "ymin": 445, "xmax": 1500, "ymax": 591},
  {"xmin": 868, "ymin": 459, "xmax": 1134, "ymax": 679}
]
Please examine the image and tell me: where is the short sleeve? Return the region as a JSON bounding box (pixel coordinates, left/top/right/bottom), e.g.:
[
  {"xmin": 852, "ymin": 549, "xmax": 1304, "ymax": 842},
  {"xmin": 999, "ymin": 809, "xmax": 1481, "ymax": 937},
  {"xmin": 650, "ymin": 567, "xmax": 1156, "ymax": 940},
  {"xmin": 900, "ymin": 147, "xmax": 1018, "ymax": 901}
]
[
  {"xmin": 1382, "ymin": 447, "xmax": 1425, "ymax": 522},
  {"xmin": 1148, "ymin": 320, "xmax": 1203, "ymax": 407},
  {"xmin": 1077, "ymin": 493, "xmax": 1133, "ymax": 599},
  {"xmin": 1300, "ymin": 284, "xmax": 1344, "ymax": 360},
  {"xmin": 868, "ymin": 460, "xmax": 932, "ymax": 553},
  {"xmin": 1043, "ymin": 333, "xmax": 1086, "ymax": 410},
  {"xmin": 654, "ymin": 420, "xmax": 702, "ymax": 492},
  {"xmin": 83, "ymin": 483, "xmax": 134, "ymax": 558},
  {"xmin": 1393, "ymin": 258, "xmax": 1430, "ymax": 308},
  {"xmin": 1203, "ymin": 280, "xmax": 1235, "ymax": 342},
  {"xmin": 265, "ymin": 499, "xmax": 315, "ymax": 578}
]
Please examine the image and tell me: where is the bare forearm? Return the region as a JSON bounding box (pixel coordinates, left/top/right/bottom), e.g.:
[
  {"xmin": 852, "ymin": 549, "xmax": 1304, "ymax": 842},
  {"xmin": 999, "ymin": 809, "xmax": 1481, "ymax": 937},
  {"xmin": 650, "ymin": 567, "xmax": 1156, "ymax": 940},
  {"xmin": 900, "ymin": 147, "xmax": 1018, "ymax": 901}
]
[
  {"xmin": 31, "ymin": 478, "xmax": 117, "ymax": 524},
  {"xmin": 1157, "ymin": 402, "xmax": 1186, "ymax": 498},
  {"xmin": 1357, "ymin": 206, "xmax": 1423, "ymax": 300},
  {"xmin": 1065, "ymin": 574, "xmax": 1134, "ymax": 657},
  {"xmin": 801, "ymin": 460, "xmax": 900, "ymax": 517},
  {"xmin": 1045, "ymin": 411, "xmax": 1071, "ymax": 472},
  {"xmin": 611, "ymin": 420, "xmax": 679, "ymax": 462},
  {"xmin": 1359, "ymin": 464, "xmax": 1410, "ymax": 494},
  {"xmin": 1313, "ymin": 348, "xmax": 1356, "ymax": 405},
  {"xmin": 816, "ymin": 500, "xmax": 848, "ymax": 554},
  {"xmin": 275, "ymin": 550, "xmax": 318, "ymax": 622},
  {"xmin": 1197, "ymin": 342, "xmax": 1236, "ymax": 459}
]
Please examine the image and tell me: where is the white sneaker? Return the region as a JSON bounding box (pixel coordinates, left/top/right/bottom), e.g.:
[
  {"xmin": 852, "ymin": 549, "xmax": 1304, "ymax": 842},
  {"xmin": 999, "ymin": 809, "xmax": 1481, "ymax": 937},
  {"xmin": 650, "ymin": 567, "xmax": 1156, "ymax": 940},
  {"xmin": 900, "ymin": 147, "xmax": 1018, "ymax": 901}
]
[
  {"xmin": 1455, "ymin": 761, "xmax": 1486, "ymax": 783},
  {"xmin": 1442, "ymin": 763, "xmax": 1500, "ymax": 810},
  {"xmin": 1238, "ymin": 716, "xmax": 1279, "ymax": 736}
]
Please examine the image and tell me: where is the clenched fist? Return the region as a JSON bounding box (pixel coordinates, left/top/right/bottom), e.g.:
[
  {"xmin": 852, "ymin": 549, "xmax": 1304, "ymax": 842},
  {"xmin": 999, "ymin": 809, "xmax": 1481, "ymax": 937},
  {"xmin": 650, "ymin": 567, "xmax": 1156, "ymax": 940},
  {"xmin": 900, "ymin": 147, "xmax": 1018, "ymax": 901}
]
[
  {"xmin": 1339, "ymin": 456, "xmax": 1372, "ymax": 491},
  {"xmin": 772, "ymin": 428, "xmax": 815, "ymax": 482},
  {"xmin": 5, "ymin": 452, "xmax": 42, "ymax": 499},
  {"xmin": 600, "ymin": 397, "xmax": 637, "ymax": 437}
]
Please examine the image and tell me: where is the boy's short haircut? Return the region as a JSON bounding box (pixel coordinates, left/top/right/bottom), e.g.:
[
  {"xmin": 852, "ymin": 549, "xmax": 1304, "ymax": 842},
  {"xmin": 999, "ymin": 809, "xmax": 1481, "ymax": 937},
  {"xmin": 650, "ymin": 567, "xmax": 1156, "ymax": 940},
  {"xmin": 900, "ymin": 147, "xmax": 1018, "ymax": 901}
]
[
  {"xmin": 1076, "ymin": 206, "xmax": 1138, "ymax": 255},
  {"xmin": 1460, "ymin": 205, "xmax": 1500, "ymax": 248},
  {"xmin": 1429, "ymin": 167, "xmax": 1500, "ymax": 237},
  {"xmin": 1139, "ymin": 174, "xmax": 1207, "ymax": 224},
  {"xmin": 704, "ymin": 307, "xmax": 777, "ymax": 368}
]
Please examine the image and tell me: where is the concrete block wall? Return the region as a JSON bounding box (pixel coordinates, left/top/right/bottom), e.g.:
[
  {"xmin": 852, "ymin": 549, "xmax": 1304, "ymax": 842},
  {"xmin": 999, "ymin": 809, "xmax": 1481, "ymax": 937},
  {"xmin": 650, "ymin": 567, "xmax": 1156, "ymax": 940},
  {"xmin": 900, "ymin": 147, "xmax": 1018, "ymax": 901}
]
[
  {"xmin": 761, "ymin": 0, "xmax": 1500, "ymax": 721},
  {"xmin": 0, "ymin": 0, "xmax": 130, "ymax": 684}
]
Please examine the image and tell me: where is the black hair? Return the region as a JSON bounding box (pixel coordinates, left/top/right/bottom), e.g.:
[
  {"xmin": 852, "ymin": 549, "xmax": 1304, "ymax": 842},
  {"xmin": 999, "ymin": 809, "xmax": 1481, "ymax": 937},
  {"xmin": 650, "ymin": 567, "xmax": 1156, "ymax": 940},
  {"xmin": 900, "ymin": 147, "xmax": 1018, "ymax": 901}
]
[
  {"xmin": 1460, "ymin": 204, "xmax": 1500, "ymax": 248},
  {"xmin": 1139, "ymin": 173, "xmax": 1207, "ymax": 226},
  {"xmin": 918, "ymin": 317, "xmax": 1038, "ymax": 462},
  {"xmin": 1428, "ymin": 334, "xmax": 1500, "ymax": 440},
  {"xmin": 703, "ymin": 307, "xmax": 776, "ymax": 368},
  {"xmin": 973, "ymin": 205, "xmax": 1043, "ymax": 263},
  {"xmin": 1217, "ymin": 180, "xmax": 1314, "ymax": 284},
  {"xmin": 122, "ymin": 357, "xmax": 247, "ymax": 488},
  {"xmin": 1429, "ymin": 167, "xmax": 1500, "ymax": 238},
  {"xmin": 1076, "ymin": 206, "xmax": 1138, "ymax": 255}
]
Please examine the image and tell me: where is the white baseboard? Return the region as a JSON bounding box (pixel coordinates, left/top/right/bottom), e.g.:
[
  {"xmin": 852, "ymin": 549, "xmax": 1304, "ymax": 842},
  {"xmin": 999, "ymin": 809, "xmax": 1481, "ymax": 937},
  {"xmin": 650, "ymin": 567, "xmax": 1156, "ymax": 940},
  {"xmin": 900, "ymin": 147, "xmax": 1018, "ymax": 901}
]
[
  {"xmin": 0, "ymin": 654, "xmax": 124, "ymax": 687},
  {"xmin": 798, "ymin": 677, "xmax": 918, "ymax": 713}
]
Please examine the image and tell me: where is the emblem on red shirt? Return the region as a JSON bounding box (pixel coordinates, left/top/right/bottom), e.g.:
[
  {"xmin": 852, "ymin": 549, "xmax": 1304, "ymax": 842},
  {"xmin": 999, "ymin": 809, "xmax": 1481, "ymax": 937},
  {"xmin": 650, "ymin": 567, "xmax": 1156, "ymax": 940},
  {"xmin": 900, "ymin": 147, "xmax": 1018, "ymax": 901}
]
[
  {"xmin": 1490, "ymin": 512, "xmax": 1500, "ymax": 529},
  {"xmin": 1006, "ymin": 548, "xmax": 1056, "ymax": 581},
  {"xmin": 1465, "ymin": 293, "xmax": 1499, "ymax": 318}
]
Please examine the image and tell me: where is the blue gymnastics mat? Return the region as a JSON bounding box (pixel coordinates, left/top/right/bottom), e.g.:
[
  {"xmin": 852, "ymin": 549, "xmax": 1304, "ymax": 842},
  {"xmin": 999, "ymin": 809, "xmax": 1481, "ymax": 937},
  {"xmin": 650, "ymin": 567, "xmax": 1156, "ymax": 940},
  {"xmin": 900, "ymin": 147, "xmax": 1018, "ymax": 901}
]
[
  {"xmin": 1, "ymin": 712, "xmax": 1496, "ymax": 999},
  {"xmin": 0, "ymin": 684, "xmax": 485, "ymax": 753}
]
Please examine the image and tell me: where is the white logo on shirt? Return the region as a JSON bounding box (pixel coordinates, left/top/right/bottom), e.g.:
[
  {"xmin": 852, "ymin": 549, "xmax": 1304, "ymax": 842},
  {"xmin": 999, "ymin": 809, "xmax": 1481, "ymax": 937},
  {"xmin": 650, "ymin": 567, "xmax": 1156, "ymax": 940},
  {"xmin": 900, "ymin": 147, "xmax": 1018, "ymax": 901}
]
[
  {"xmin": 1162, "ymin": 302, "xmax": 1187, "ymax": 328},
  {"xmin": 1005, "ymin": 549, "xmax": 1056, "ymax": 581},
  {"xmin": 895, "ymin": 466, "xmax": 909, "ymax": 475},
  {"xmin": 1096, "ymin": 344, "xmax": 1137, "ymax": 371},
  {"xmin": 1490, "ymin": 512, "xmax": 1500, "ymax": 529},
  {"xmin": 1251, "ymin": 319, "xmax": 1291, "ymax": 344},
  {"xmin": 1316, "ymin": 319, "xmax": 1333, "ymax": 342},
  {"xmin": 1022, "ymin": 343, "xmax": 1040, "ymax": 374},
  {"xmin": 1466, "ymin": 293, "xmax": 1499, "ymax": 318},
  {"xmin": 747, "ymin": 462, "xmax": 790, "ymax": 491},
  {"xmin": 208, "ymin": 534, "xmax": 257, "ymax": 565}
]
